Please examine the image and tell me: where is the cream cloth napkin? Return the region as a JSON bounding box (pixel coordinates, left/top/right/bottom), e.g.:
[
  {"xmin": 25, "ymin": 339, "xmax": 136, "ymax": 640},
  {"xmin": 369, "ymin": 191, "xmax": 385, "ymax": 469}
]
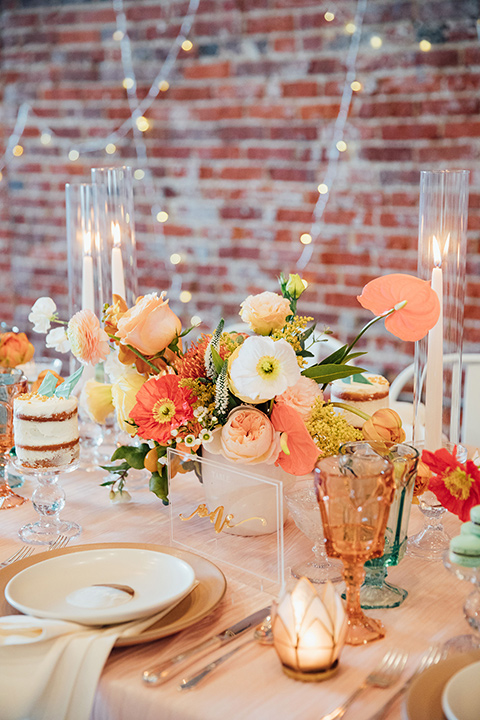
[{"xmin": 0, "ymin": 591, "xmax": 194, "ymax": 720}]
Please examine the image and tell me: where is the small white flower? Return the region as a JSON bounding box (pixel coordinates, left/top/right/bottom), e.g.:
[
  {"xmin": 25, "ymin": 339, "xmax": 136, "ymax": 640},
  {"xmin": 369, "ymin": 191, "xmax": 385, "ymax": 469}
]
[
  {"xmin": 211, "ymin": 416, "xmax": 218, "ymax": 423},
  {"xmin": 28, "ymin": 297, "xmax": 57, "ymax": 333},
  {"xmin": 184, "ymin": 434, "xmax": 197, "ymax": 447},
  {"xmin": 171, "ymin": 428, "xmax": 178, "ymax": 437},
  {"xmin": 199, "ymin": 429, "xmax": 213, "ymax": 444},
  {"xmin": 194, "ymin": 406, "xmax": 207, "ymax": 418},
  {"xmin": 110, "ymin": 489, "xmax": 132, "ymax": 503},
  {"xmin": 45, "ymin": 327, "xmax": 70, "ymax": 353},
  {"xmin": 157, "ymin": 456, "xmax": 168, "ymax": 466}
]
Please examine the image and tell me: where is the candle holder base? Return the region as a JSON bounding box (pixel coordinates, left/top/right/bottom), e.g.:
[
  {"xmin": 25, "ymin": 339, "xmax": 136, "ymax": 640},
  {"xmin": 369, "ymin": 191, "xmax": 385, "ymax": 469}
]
[{"xmin": 281, "ymin": 659, "xmax": 339, "ymax": 682}]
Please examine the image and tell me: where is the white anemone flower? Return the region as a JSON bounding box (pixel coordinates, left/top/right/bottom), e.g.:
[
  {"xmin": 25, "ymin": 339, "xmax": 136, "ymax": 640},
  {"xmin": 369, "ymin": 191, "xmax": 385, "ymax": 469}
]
[
  {"xmin": 229, "ymin": 336, "xmax": 301, "ymax": 403},
  {"xmin": 28, "ymin": 297, "xmax": 57, "ymax": 333},
  {"xmin": 45, "ymin": 327, "xmax": 70, "ymax": 353}
]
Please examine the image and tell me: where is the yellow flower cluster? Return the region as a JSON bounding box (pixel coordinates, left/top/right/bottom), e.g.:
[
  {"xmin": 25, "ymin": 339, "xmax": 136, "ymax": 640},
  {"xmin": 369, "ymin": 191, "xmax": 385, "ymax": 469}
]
[
  {"xmin": 179, "ymin": 378, "xmax": 216, "ymax": 413},
  {"xmin": 306, "ymin": 399, "xmax": 363, "ymax": 456},
  {"xmin": 271, "ymin": 315, "xmax": 314, "ymax": 367}
]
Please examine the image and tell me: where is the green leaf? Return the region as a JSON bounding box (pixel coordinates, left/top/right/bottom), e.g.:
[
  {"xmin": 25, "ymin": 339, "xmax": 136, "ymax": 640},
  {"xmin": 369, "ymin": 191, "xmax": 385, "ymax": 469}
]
[
  {"xmin": 318, "ymin": 345, "xmax": 349, "ymax": 366},
  {"xmin": 55, "ymin": 366, "xmax": 84, "ymax": 398},
  {"xmin": 100, "ymin": 462, "xmax": 130, "ymax": 473},
  {"xmin": 210, "ymin": 346, "xmax": 225, "ymax": 375},
  {"xmin": 297, "ymin": 325, "xmax": 316, "ymax": 344},
  {"xmin": 37, "ymin": 371, "xmax": 59, "ymax": 397},
  {"xmin": 110, "ymin": 444, "xmax": 150, "ymax": 470},
  {"xmin": 301, "ymin": 364, "xmax": 367, "ymax": 383},
  {"xmin": 149, "ymin": 470, "xmax": 169, "ymax": 504}
]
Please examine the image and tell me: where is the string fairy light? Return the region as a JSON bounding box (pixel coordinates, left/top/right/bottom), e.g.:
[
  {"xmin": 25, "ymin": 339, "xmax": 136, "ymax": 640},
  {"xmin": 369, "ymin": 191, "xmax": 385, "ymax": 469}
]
[{"xmin": 296, "ymin": 0, "xmax": 368, "ymax": 270}]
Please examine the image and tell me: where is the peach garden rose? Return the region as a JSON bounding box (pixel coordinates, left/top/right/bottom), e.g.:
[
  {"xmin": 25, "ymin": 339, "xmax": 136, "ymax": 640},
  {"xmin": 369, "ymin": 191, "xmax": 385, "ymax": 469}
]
[
  {"xmin": 0, "ymin": 332, "xmax": 34, "ymax": 368},
  {"xmin": 116, "ymin": 292, "xmax": 181, "ymax": 357},
  {"xmin": 209, "ymin": 406, "xmax": 281, "ymax": 465}
]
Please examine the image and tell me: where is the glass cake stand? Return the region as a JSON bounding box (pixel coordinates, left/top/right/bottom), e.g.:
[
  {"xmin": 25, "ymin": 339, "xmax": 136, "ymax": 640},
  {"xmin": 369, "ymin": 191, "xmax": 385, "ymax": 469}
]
[{"xmin": 14, "ymin": 457, "xmax": 82, "ymax": 545}]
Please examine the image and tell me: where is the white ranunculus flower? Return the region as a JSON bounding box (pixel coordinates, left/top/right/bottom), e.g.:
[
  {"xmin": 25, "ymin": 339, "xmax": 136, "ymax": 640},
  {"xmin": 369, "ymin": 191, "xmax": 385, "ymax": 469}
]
[
  {"xmin": 228, "ymin": 336, "xmax": 301, "ymax": 403},
  {"xmin": 45, "ymin": 326, "xmax": 70, "ymax": 353},
  {"xmin": 28, "ymin": 297, "xmax": 57, "ymax": 333}
]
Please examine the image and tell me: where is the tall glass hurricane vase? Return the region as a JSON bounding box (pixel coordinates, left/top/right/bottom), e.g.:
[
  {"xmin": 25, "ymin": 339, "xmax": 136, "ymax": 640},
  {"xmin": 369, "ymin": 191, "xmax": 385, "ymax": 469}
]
[
  {"xmin": 91, "ymin": 165, "xmax": 138, "ymax": 308},
  {"xmin": 413, "ymin": 170, "xmax": 469, "ymax": 451},
  {"xmin": 314, "ymin": 454, "xmax": 395, "ymax": 645},
  {"xmin": 340, "ymin": 442, "xmax": 419, "ymax": 608}
]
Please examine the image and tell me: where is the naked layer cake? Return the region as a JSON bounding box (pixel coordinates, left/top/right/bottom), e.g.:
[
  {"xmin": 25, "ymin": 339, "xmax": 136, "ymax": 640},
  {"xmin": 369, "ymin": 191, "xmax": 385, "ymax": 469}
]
[
  {"xmin": 13, "ymin": 392, "xmax": 80, "ymax": 468},
  {"xmin": 329, "ymin": 373, "xmax": 390, "ymax": 428}
]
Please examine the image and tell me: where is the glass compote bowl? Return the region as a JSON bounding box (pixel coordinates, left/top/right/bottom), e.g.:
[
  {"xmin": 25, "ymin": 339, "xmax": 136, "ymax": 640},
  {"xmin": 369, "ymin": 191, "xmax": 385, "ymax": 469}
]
[
  {"xmin": 0, "ymin": 368, "xmax": 28, "ymax": 509},
  {"xmin": 314, "ymin": 453, "xmax": 395, "ymax": 645},
  {"xmin": 443, "ymin": 550, "xmax": 480, "ymax": 652},
  {"xmin": 408, "ymin": 442, "xmax": 467, "ymax": 561},
  {"xmin": 340, "ymin": 441, "xmax": 419, "ymax": 609},
  {"xmin": 285, "ymin": 479, "xmax": 343, "ymax": 584},
  {"xmin": 14, "ymin": 456, "xmax": 82, "ymax": 544}
]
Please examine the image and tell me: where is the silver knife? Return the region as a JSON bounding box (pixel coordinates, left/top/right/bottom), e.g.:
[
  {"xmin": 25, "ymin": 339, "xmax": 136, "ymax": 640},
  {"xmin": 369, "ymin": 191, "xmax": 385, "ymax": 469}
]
[{"xmin": 142, "ymin": 606, "xmax": 270, "ymax": 686}]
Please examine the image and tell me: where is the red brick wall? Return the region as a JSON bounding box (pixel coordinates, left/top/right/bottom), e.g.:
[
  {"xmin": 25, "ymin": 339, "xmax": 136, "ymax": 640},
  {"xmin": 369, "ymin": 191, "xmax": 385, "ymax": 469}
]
[{"xmin": 1, "ymin": 0, "xmax": 479, "ymax": 379}]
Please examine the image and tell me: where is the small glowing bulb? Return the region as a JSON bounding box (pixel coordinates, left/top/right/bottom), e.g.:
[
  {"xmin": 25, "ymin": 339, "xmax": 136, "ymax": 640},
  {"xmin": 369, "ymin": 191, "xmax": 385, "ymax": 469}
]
[
  {"xmin": 181, "ymin": 39, "xmax": 193, "ymax": 51},
  {"xmin": 300, "ymin": 233, "xmax": 312, "ymax": 245},
  {"xmin": 135, "ymin": 116, "xmax": 150, "ymax": 132},
  {"xmin": 105, "ymin": 143, "xmax": 116, "ymax": 154},
  {"xmin": 350, "ymin": 80, "xmax": 362, "ymax": 92},
  {"xmin": 302, "ymin": 279, "xmax": 308, "ymax": 289},
  {"xmin": 156, "ymin": 211, "xmax": 169, "ymax": 223},
  {"xmin": 113, "ymin": 30, "xmax": 124, "ymax": 41},
  {"xmin": 336, "ymin": 140, "xmax": 347, "ymax": 152},
  {"xmin": 324, "ymin": 11, "xmax": 335, "ymax": 21},
  {"xmin": 345, "ymin": 22, "xmax": 356, "ymax": 34},
  {"xmin": 370, "ymin": 35, "xmax": 383, "ymax": 49},
  {"xmin": 123, "ymin": 77, "xmax": 134, "ymax": 90},
  {"xmin": 170, "ymin": 253, "xmax": 182, "ymax": 265},
  {"xmin": 158, "ymin": 80, "xmax": 170, "ymax": 92},
  {"xmin": 317, "ymin": 183, "xmax": 329, "ymax": 194},
  {"xmin": 0, "ymin": 171, "xmax": 3, "ymax": 182},
  {"xmin": 40, "ymin": 132, "xmax": 52, "ymax": 145},
  {"xmin": 134, "ymin": 169, "xmax": 145, "ymax": 180},
  {"xmin": 12, "ymin": 145, "xmax": 24, "ymax": 157},
  {"xmin": 191, "ymin": 315, "xmax": 202, "ymax": 327},
  {"xmin": 419, "ymin": 39, "xmax": 432, "ymax": 52},
  {"xmin": 68, "ymin": 149, "xmax": 79, "ymax": 161},
  {"xmin": 180, "ymin": 290, "xmax": 192, "ymax": 303}
]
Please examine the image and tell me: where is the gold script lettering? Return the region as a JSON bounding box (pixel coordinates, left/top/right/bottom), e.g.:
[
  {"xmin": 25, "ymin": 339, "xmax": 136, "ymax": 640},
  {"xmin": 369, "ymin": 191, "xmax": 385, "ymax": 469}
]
[{"xmin": 179, "ymin": 503, "xmax": 267, "ymax": 534}]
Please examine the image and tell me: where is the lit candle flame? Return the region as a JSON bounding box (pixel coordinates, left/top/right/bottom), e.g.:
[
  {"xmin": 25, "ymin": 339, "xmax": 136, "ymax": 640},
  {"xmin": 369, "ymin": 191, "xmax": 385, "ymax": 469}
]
[
  {"xmin": 112, "ymin": 221, "xmax": 121, "ymax": 248},
  {"xmin": 432, "ymin": 235, "xmax": 442, "ymax": 267},
  {"xmin": 83, "ymin": 231, "xmax": 92, "ymax": 256}
]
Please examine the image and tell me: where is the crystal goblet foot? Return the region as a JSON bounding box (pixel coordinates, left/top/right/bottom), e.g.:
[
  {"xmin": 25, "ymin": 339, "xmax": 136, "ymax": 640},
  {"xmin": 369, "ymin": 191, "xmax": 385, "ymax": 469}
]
[
  {"xmin": 285, "ymin": 481, "xmax": 342, "ymax": 584},
  {"xmin": 442, "ymin": 550, "xmax": 480, "ymax": 653},
  {"xmin": 14, "ymin": 459, "xmax": 82, "ymax": 545},
  {"xmin": 407, "ymin": 442, "xmax": 467, "ymax": 561}
]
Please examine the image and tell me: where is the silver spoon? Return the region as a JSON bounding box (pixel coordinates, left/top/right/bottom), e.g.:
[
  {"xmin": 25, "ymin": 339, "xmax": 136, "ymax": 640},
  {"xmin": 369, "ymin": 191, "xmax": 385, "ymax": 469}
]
[{"xmin": 179, "ymin": 616, "xmax": 273, "ymax": 690}]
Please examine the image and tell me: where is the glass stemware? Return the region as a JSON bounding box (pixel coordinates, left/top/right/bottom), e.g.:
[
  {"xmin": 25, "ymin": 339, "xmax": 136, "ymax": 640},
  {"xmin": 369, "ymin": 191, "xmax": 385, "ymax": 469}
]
[
  {"xmin": 0, "ymin": 368, "xmax": 28, "ymax": 509},
  {"xmin": 314, "ymin": 453, "xmax": 395, "ymax": 645},
  {"xmin": 442, "ymin": 550, "xmax": 480, "ymax": 653},
  {"xmin": 285, "ymin": 479, "xmax": 343, "ymax": 584},
  {"xmin": 340, "ymin": 442, "xmax": 419, "ymax": 609},
  {"xmin": 408, "ymin": 442, "xmax": 467, "ymax": 560}
]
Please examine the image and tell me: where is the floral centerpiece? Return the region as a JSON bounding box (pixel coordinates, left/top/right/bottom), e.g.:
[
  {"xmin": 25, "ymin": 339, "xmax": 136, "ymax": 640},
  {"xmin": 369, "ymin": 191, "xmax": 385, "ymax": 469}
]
[{"xmin": 28, "ymin": 272, "xmax": 439, "ymax": 503}]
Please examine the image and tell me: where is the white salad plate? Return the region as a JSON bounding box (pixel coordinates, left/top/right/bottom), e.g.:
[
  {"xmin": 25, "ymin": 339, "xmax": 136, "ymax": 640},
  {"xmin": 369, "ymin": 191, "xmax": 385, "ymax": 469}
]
[
  {"xmin": 5, "ymin": 547, "xmax": 196, "ymax": 625},
  {"xmin": 441, "ymin": 660, "xmax": 480, "ymax": 720}
]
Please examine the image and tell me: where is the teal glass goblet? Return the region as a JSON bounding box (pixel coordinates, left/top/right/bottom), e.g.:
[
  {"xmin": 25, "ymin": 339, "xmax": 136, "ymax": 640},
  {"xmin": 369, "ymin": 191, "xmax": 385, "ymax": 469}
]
[{"xmin": 340, "ymin": 441, "xmax": 419, "ymax": 609}]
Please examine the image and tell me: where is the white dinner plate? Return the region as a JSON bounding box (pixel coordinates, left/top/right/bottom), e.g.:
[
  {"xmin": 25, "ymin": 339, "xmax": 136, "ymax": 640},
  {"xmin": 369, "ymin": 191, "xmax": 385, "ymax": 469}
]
[
  {"xmin": 442, "ymin": 660, "xmax": 480, "ymax": 720},
  {"xmin": 5, "ymin": 548, "xmax": 196, "ymax": 625}
]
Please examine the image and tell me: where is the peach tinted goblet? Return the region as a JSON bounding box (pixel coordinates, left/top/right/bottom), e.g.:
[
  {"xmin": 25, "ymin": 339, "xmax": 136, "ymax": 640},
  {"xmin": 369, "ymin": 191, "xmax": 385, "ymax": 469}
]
[
  {"xmin": 314, "ymin": 453, "xmax": 395, "ymax": 645},
  {"xmin": 0, "ymin": 368, "xmax": 28, "ymax": 509}
]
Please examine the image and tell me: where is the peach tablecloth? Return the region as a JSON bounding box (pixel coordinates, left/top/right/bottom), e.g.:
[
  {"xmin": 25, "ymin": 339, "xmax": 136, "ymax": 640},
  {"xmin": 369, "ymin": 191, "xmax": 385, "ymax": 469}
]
[{"xmin": 0, "ymin": 464, "xmax": 471, "ymax": 720}]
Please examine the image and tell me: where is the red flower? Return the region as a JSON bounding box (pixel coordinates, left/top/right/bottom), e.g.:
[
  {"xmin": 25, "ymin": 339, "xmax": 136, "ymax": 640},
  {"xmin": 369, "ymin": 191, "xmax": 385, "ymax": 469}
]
[
  {"xmin": 421, "ymin": 447, "xmax": 480, "ymax": 521},
  {"xmin": 130, "ymin": 375, "xmax": 195, "ymax": 444},
  {"xmin": 270, "ymin": 404, "xmax": 320, "ymax": 475}
]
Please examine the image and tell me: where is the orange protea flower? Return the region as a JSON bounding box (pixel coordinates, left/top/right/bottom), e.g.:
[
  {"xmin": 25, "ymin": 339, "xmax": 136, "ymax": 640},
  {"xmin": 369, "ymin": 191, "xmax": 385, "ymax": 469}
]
[
  {"xmin": 357, "ymin": 273, "xmax": 440, "ymax": 342},
  {"xmin": 130, "ymin": 375, "xmax": 196, "ymax": 444},
  {"xmin": 176, "ymin": 333, "xmax": 245, "ymax": 380},
  {"xmin": 67, "ymin": 309, "xmax": 110, "ymax": 365},
  {"xmin": 422, "ymin": 448, "xmax": 480, "ymax": 521}
]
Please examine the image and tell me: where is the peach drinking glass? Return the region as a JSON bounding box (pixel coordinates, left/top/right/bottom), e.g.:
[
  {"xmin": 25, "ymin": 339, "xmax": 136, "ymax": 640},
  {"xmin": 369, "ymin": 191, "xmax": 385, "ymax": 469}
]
[
  {"xmin": 314, "ymin": 453, "xmax": 395, "ymax": 645},
  {"xmin": 0, "ymin": 368, "xmax": 28, "ymax": 509}
]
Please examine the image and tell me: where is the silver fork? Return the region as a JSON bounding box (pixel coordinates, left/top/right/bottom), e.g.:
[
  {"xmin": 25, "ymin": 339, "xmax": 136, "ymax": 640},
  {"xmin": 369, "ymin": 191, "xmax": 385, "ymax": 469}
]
[
  {"xmin": 320, "ymin": 648, "xmax": 409, "ymax": 720},
  {"xmin": 0, "ymin": 545, "xmax": 36, "ymax": 569},
  {"xmin": 49, "ymin": 534, "xmax": 71, "ymax": 550},
  {"xmin": 368, "ymin": 644, "xmax": 444, "ymax": 720}
]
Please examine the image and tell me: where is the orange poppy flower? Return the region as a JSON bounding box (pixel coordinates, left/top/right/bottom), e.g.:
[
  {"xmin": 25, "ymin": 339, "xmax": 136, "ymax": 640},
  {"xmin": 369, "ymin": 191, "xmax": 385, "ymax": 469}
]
[{"xmin": 357, "ymin": 273, "xmax": 440, "ymax": 342}]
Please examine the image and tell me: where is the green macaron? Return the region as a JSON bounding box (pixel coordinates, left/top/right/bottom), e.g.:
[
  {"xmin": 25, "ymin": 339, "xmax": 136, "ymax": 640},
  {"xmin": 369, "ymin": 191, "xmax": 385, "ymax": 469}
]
[
  {"xmin": 461, "ymin": 521, "xmax": 480, "ymax": 538},
  {"xmin": 470, "ymin": 504, "xmax": 480, "ymax": 526},
  {"xmin": 449, "ymin": 534, "xmax": 480, "ymax": 567}
]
